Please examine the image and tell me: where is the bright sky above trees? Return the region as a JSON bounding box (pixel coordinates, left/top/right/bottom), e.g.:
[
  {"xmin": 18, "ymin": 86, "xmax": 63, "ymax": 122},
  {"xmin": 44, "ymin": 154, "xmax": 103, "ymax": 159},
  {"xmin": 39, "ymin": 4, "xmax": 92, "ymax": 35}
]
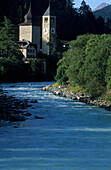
[{"xmin": 74, "ymin": 0, "xmax": 111, "ymax": 10}]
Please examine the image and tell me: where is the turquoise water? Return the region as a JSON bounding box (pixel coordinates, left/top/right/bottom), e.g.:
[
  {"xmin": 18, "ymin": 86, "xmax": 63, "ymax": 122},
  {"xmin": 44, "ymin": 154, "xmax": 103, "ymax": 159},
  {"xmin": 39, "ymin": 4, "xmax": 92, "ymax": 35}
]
[{"xmin": 1, "ymin": 82, "xmax": 111, "ymax": 170}]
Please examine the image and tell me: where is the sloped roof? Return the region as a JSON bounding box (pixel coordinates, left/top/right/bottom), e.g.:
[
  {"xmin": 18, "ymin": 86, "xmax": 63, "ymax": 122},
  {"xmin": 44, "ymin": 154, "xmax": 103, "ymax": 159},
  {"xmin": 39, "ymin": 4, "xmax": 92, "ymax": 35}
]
[
  {"xmin": 24, "ymin": 4, "xmax": 32, "ymax": 24},
  {"xmin": 43, "ymin": 4, "xmax": 55, "ymax": 16},
  {"xmin": 20, "ymin": 0, "xmax": 56, "ymax": 25},
  {"xmin": 17, "ymin": 41, "xmax": 36, "ymax": 49}
]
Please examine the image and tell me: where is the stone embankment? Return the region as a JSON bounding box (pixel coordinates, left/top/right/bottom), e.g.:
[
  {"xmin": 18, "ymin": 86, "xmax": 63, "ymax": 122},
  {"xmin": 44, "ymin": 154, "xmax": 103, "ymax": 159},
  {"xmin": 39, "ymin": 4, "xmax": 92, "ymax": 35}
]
[{"xmin": 42, "ymin": 85, "xmax": 111, "ymax": 111}]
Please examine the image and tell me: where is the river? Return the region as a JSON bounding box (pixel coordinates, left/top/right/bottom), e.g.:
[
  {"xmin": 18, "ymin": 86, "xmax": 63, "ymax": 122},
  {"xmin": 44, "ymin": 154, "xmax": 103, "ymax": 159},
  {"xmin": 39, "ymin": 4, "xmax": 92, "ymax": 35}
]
[{"xmin": 0, "ymin": 82, "xmax": 111, "ymax": 170}]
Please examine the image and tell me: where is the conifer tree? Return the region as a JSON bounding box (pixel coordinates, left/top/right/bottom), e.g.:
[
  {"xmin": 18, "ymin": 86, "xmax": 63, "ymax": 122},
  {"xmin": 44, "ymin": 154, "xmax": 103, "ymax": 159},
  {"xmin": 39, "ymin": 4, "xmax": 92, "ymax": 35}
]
[{"xmin": 0, "ymin": 16, "xmax": 17, "ymax": 57}]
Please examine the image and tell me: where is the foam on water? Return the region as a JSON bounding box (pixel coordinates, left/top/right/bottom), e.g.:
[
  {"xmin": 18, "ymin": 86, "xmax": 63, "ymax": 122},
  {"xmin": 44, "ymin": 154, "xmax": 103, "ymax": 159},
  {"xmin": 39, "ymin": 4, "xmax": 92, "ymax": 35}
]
[{"xmin": 1, "ymin": 82, "xmax": 111, "ymax": 169}]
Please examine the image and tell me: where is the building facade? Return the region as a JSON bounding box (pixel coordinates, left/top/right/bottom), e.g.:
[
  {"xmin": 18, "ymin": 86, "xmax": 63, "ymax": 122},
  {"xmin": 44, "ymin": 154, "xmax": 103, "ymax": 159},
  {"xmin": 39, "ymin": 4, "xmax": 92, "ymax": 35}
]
[{"xmin": 19, "ymin": 1, "xmax": 56, "ymax": 56}]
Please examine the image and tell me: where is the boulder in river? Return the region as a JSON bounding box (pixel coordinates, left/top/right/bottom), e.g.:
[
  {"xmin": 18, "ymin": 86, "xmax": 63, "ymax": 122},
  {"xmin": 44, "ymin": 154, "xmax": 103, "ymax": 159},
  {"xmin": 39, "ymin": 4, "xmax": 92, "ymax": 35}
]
[
  {"xmin": 8, "ymin": 114, "xmax": 26, "ymax": 122},
  {"xmin": 30, "ymin": 100, "xmax": 38, "ymax": 103},
  {"xmin": 34, "ymin": 116, "xmax": 44, "ymax": 119}
]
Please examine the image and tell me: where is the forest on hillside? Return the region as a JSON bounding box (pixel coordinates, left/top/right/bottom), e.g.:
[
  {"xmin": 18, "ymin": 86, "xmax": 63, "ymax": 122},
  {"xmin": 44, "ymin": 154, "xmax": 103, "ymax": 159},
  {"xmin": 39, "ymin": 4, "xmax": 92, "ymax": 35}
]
[{"xmin": 0, "ymin": 0, "xmax": 111, "ymax": 40}]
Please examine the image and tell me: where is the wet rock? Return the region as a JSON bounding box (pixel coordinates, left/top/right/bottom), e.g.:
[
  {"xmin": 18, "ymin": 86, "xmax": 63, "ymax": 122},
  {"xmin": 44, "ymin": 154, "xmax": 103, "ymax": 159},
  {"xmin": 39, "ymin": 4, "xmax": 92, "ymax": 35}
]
[
  {"xmin": 53, "ymin": 91, "xmax": 61, "ymax": 95},
  {"xmin": 0, "ymin": 93, "xmax": 29, "ymax": 124},
  {"xmin": 41, "ymin": 84, "xmax": 111, "ymax": 111},
  {"xmin": 30, "ymin": 100, "xmax": 38, "ymax": 103},
  {"xmin": 34, "ymin": 116, "xmax": 44, "ymax": 119},
  {"xmin": 10, "ymin": 86, "xmax": 15, "ymax": 88},
  {"xmin": 13, "ymin": 126, "xmax": 19, "ymax": 128},
  {"xmin": 8, "ymin": 114, "xmax": 26, "ymax": 122},
  {"xmin": 21, "ymin": 112, "xmax": 32, "ymax": 116}
]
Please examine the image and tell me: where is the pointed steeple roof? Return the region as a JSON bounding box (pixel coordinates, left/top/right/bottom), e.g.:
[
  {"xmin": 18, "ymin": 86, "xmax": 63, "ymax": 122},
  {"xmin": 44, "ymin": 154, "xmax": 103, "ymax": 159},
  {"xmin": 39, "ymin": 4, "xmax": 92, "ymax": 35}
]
[
  {"xmin": 43, "ymin": 4, "xmax": 55, "ymax": 16},
  {"xmin": 24, "ymin": 3, "xmax": 32, "ymax": 24}
]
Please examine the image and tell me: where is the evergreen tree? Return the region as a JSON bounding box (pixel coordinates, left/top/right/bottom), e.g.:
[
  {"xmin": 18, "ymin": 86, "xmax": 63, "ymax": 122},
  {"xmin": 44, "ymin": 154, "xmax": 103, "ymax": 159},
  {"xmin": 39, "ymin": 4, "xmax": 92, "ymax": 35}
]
[
  {"xmin": 78, "ymin": 0, "xmax": 96, "ymax": 34},
  {"xmin": 96, "ymin": 16, "xmax": 105, "ymax": 34},
  {"xmin": 105, "ymin": 18, "xmax": 111, "ymax": 34},
  {"xmin": 0, "ymin": 16, "xmax": 17, "ymax": 57}
]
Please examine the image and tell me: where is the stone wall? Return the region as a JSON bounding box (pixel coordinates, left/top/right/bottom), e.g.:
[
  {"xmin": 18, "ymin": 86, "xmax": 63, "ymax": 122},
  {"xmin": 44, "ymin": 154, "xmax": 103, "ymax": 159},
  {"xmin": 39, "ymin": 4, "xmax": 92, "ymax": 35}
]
[
  {"xmin": 19, "ymin": 25, "xmax": 32, "ymax": 42},
  {"xmin": 42, "ymin": 16, "xmax": 50, "ymax": 55}
]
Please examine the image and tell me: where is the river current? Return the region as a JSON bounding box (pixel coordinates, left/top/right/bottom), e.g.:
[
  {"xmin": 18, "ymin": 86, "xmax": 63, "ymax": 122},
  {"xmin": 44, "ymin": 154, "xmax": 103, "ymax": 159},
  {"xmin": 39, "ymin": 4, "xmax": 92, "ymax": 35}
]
[{"xmin": 0, "ymin": 82, "xmax": 111, "ymax": 170}]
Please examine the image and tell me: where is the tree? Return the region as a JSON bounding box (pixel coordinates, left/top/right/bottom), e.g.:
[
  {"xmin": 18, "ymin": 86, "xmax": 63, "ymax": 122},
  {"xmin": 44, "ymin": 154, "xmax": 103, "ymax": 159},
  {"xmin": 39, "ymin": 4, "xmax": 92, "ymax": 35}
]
[
  {"xmin": 55, "ymin": 34, "xmax": 111, "ymax": 97},
  {"xmin": 17, "ymin": 5, "xmax": 23, "ymax": 24},
  {"xmin": 66, "ymin": 34, "xmax": 90, "ymax": 86},
  {"xmin": 49, "ymin": 34, "xmax": 63, "ymax": 58},
  {"xmin": 0, "ymin": 16, "xmax": 24, "ymax": 82},
  {"xmin": 105, "ymin": 18, "xmax": 111, "ymax": 34},
  {"xmin": 79, "ymin": 0, "xmax": 92, "ymax": 15},
  {"xmin": 96, "ymin": 16, "xmax": 105, "ymax": 34},
  {"xmin": 0, "ymin": 16, "xmax": 18, "ymax": 57},
  {"xmin": 78, "ymin": 0, "xmax": 96, "ymax": 35}
]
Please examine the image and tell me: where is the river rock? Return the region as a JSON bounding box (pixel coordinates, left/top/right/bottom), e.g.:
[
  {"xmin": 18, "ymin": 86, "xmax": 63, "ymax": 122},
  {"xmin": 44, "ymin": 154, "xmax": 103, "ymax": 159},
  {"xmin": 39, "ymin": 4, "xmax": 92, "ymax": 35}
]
[
  {"xmin": 8, "ymin": 114, "xmax": 26, "ymax": 122},
  {"xmin": 21, "ymin": 112, "xmax": 32, "ymax": 116},
  {"xmin": 41, "ymin": 84, "xmax": 111, "ymax": 111},
  {"xmin": 30, "ymin": 100, "xmax": 38, "ymax": 103},
  {"xmin": 34, "ymin": 116, "xmax": 44, "ymax": 119}
]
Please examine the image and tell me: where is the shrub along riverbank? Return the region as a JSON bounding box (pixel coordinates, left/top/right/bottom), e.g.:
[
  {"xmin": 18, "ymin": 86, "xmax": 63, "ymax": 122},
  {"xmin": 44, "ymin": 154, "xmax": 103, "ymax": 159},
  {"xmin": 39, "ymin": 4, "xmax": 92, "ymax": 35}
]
[{"xmin": 55, "ymin": 34, "xmax": 111, "ymax": 103}]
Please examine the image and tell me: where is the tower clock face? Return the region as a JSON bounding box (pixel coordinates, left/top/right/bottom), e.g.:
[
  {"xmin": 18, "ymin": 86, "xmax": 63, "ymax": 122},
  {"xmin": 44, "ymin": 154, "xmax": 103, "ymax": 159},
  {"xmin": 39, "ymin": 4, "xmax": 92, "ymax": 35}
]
[
  {"xmin": 43, "ymin": 28, "xmax": 48, "ymax": 34},
  {"xmin": 51, "ymin": 28, "xmax": 55, "ymax": 34}
]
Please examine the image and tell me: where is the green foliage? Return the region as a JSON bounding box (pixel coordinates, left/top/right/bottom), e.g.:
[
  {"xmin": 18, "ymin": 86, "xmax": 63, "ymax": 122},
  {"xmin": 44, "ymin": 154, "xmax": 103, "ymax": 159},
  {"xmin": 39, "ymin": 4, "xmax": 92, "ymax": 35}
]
[
  {"xmin": 55, "ymin": 34, "xmax": 111, "ymax": 97},
  {"xmin": 0, "ymin": 56, "xmax": 24, "ymax": 82},
  {"xmin": 83, "ymin": 34, "xmax": 111, "ymax": 95},
  {"xmin": 68, "ymin": 86, "xmax": 85, "ymax": 94},
  {"xmin": 105, "ymin": 55, "xmax": 111, "ymax": 90},
  {"xmin": 66, "ymin": 34, "xmax": 90, "ymax": 86},
  {"xmin": 0, "ymin": 16, "xmax": 22, "ymax": 59},
  {"xmin": 105, "ymin": 18, "xmax": 111, "ymax": 33},
  {"xmin": 55, "ymin": 65, "xmax": 68, "ymax": 85},
  {"xmin": 0, "ymin": 17, "xmax": 15, "ymax": 55},
  {"xmin": 0, "ymin": 16, "xmax": 24, "ymax": 82},
  {"xmin": 102, "ymin": 91, "xmax": 111, "ymax": 103},
  {"xmin": 0, "ymin": 0, "xmax": 110, "ymax": 40},
  {"xmin": 0, "ymin": 0, "xmax": 29, "ymax": 24},
  {"xmin": 30, "ymin": 59, "xmax": 44, "ymax": 73},
  {"xmin": 49, "ymin": 34, "xmax": 63, "ymax": 58}
]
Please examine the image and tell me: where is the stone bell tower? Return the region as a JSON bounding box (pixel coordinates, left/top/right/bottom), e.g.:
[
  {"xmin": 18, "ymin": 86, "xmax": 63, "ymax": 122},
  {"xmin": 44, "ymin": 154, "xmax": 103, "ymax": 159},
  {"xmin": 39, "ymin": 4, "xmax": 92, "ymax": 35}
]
[
  {"xmin": 42, "ymin": 5, "xmax": 56, "ymax": 55},
  {"xmin": 19, "ymin": 4, "xmax": 41, "ymax": 52}
]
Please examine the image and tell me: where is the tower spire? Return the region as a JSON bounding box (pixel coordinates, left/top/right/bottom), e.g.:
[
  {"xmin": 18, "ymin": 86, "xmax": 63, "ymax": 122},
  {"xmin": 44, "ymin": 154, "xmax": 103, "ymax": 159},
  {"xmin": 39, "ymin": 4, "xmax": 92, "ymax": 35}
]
[{"xmin": 24, "ymin": 2, "xmax": 32, "ymax": 24}]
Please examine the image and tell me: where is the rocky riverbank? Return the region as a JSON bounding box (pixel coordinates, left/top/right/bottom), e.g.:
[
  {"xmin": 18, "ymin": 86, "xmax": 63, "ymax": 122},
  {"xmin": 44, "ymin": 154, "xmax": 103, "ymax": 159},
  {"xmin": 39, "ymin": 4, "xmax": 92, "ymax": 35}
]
[
  {"xmin": 42, "ymin": 85, "xmax": 111, "ymax": 111},
  {"xmin": 0, "ymin": 91, "xmax": 32, "ymax": 126}
]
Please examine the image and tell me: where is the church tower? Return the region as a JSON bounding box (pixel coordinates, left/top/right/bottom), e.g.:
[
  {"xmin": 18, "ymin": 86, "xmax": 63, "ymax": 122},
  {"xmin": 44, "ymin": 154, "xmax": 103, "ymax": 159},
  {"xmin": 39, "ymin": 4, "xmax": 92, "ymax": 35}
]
[
  {"xmin": 19, "ymin": 1, "xmax": 56, "ymax": 55},
  {"xmin": 42, "ymin": 5, "xmax": 56, "ymax": 55},
  {"xmin": 19, "ymin": 4, "xmax": 41, "ymax": 52}
]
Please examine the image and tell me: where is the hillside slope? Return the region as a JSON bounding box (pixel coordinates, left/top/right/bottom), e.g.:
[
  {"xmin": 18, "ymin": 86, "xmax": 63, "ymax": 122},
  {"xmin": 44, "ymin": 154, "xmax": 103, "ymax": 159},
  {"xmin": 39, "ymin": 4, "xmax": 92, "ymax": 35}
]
[
  {"xmin": 93, "ymin": 5, "xmax": 111, "ymax": 22},
  {"xmin": 93, "ymin": 2, "xmax": 109, "ymax": 12}
]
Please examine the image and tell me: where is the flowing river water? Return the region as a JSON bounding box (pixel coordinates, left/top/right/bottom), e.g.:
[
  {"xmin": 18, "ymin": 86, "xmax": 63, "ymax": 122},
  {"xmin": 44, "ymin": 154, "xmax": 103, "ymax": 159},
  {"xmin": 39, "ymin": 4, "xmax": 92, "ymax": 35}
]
[{"xmin": 1, "ymin": 82, "xmax": 111, "ymax": 170}]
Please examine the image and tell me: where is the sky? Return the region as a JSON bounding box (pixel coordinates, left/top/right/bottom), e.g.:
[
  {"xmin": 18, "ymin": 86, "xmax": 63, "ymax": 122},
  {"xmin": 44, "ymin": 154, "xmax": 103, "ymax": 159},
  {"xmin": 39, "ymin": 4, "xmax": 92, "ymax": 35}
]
[{"xmin": 74, "ymin": 0, "xmax": 111, "ymax": 10}]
